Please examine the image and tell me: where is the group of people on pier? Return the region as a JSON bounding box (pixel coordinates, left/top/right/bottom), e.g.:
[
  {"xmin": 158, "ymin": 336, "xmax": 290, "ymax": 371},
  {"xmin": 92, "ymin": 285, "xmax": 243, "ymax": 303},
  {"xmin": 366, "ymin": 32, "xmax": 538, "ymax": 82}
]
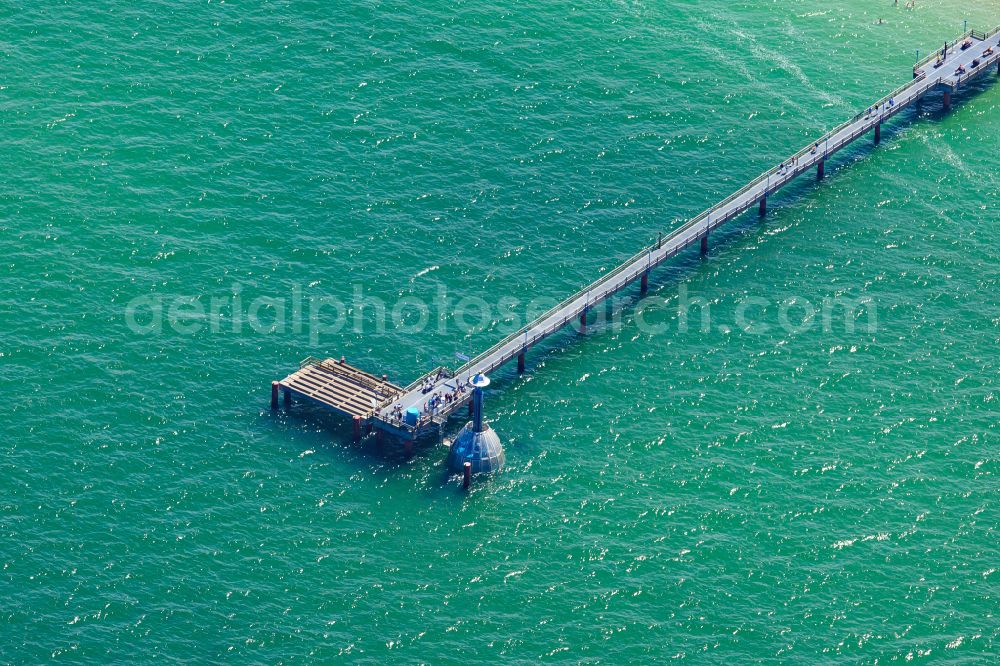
[
  {"xmin": 864, "ymin": 98, "xmax": 894, "ymax": 120},
  {"xmin": 422, "ymin": 379, "xmax": 469, "ymax": 417},
  {"xmin": 776, "ymin": 157, "xmax": 796, "ymax": 175},
  {"xmin": 387, "ymin": 403, "xmax": 407, "ymax": 422},
  {"xmin": 384, "ymin": 372, "xmax": 472, "ymax": 425},
  {"xmin": 419, "ymin": 368, "xmax": 452, "ymax": 395}
]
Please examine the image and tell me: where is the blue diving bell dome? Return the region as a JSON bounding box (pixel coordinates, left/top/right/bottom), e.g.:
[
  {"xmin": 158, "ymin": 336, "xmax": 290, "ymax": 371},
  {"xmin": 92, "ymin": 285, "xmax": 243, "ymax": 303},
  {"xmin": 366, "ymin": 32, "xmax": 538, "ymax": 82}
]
[
  {"xmin": 447, "ymin": 373, "xmax": 504, "ymax": 474},
  {"xmin": 447, "ymin": 421, "xmax": 505, "ymax": 474}
]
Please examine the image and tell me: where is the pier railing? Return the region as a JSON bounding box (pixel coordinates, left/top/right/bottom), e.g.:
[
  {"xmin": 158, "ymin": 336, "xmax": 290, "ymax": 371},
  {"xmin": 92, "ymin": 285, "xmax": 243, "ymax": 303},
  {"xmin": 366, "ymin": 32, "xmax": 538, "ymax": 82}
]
[
  {"xmin": 299, "ymin": 356, "xmax": 321, "ymax": 369},
  {"xmin": 914, "ymin": 25, "xmax": 1000, "ymax": 73},
  {"xmin": 957, "ymin": 47, "xmax": 1000, "ymax": 87},
  {"xmin": 449, "ymin": 75, "xmax": 947, "ymax": 383},
  {"xmin": 401, "ymin": 366, "xmax": 453, "ymax": 393},
  {"xmin": 652, "ymin": 71, "xmax": 933, "ymax": 235},
  {"xmin": 279, "ymin": 23, "xmax": 1000, "ymax": 441},
  {"xmin": 426, "ymin": 25, "xmax": 999, "ymax": 397},
  {"xmin": 915, "ymin": 29, "xmax": 975, "ymax": 72}
]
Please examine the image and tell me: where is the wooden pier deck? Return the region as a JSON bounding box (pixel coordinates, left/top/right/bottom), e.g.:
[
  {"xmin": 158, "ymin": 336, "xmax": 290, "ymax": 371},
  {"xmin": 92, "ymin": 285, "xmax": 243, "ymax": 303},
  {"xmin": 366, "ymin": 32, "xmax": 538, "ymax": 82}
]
[
  {"xmin": 277, "ymin": 25, "xmax": 1000, "ymax": 442},
  {"xmin": 278, "ymin": 357, "xmax": 404, "ymax": 419}
]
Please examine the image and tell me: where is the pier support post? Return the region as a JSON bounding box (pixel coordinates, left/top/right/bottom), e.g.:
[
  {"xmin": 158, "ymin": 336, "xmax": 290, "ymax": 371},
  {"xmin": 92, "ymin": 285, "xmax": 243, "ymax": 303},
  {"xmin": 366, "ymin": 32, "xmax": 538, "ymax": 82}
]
[
  {"xmin": 817, "ymin": 159, "xmax": 825, "ymax": 181},
  {"xmin": 579, "ymin": 308, "xmax": 588, "ymax": 334},
  {"xmin": 640, "ymin": 271, "xmax": 649, "ymax": 295},
  {"xmin": 468, "ymin": 400, "xmax": 474, "ymax": 416},
  {"xmin": 943, "ymin": 91, "xmax": 951, "ymax": 110},
  {"xmin": 758, "ymin": 194, "xmax": 767, "ymax": 217},
  {"xmin": 353, "ymin": 416, "xmax": 361, "ymax": 442},
  {"xmin": 376, "ymin": 428, "xmax": 384, "ymax": 447},
  {"xmin": 283, "ymin": 388, "xmax": 292, "ymax": 407},
  {"xmin": 874, "ymin": 121, "xmax": 881, "ymax": 145},
  {"xmin": 700, "ymin": 234, "xmax": 708, "ymax": 256},
  {"xmin": 463, "ymin": 461, "xmax": 471, "ymax": 489},
  {"xmin": 271, "ymin": 382, "xmax": 279, "ymax": 410},
  {"xmin": 517, "ymin": 351, "xmax": 526, "ymax": 374},
  {"xmin": 404, "ymin": 437, "xmax": 414, "ymax": 458}
]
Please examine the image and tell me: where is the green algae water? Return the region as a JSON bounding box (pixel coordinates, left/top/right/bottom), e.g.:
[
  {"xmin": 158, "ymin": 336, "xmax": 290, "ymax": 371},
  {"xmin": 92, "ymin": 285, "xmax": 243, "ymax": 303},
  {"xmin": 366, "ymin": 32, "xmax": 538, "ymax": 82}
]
[{"xmin": 2, "ymin": 1, "xmax": 998, "ymax": 662}]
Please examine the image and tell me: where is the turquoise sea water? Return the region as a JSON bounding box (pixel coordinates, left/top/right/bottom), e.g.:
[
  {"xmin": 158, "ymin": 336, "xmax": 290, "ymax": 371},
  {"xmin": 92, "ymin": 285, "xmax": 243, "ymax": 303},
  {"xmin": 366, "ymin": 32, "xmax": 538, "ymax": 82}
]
[{"xmin": 2, "ymin": 1, "xmax": 998, "ymax": 662}]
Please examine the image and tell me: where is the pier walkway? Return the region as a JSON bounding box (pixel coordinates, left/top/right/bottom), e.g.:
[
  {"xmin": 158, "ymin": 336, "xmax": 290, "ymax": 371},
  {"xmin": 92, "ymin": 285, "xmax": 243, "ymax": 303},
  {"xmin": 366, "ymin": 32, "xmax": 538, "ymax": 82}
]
[{"xmin": 277, "ymin": 26, "xmax": 1000, "ymax": 443}]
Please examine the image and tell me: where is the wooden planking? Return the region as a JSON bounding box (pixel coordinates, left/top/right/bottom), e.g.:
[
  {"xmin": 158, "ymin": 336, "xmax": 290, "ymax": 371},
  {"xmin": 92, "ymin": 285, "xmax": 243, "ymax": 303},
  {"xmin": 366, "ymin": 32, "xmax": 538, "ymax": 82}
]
[
  {"xmin": 287, "ymin": 371, "xmax": 372, "ymax": 414},
  {"xmin": 281, "ymin": 358, "xmax": 404, "ymax": 418},
  {"xmin": 292, "ymin": 369, "xmax": 370, "ymax": 407},
  {"xmin": 315, "ymin": 359, "xmax": 402, "ymax": 394},
  {"xmin": 284, "ymin": 373, "xmax": 374, "ymax": 417},
  {"xmin": 308, "ymin": 361, "xmax": 402, "ymax": 401}
]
